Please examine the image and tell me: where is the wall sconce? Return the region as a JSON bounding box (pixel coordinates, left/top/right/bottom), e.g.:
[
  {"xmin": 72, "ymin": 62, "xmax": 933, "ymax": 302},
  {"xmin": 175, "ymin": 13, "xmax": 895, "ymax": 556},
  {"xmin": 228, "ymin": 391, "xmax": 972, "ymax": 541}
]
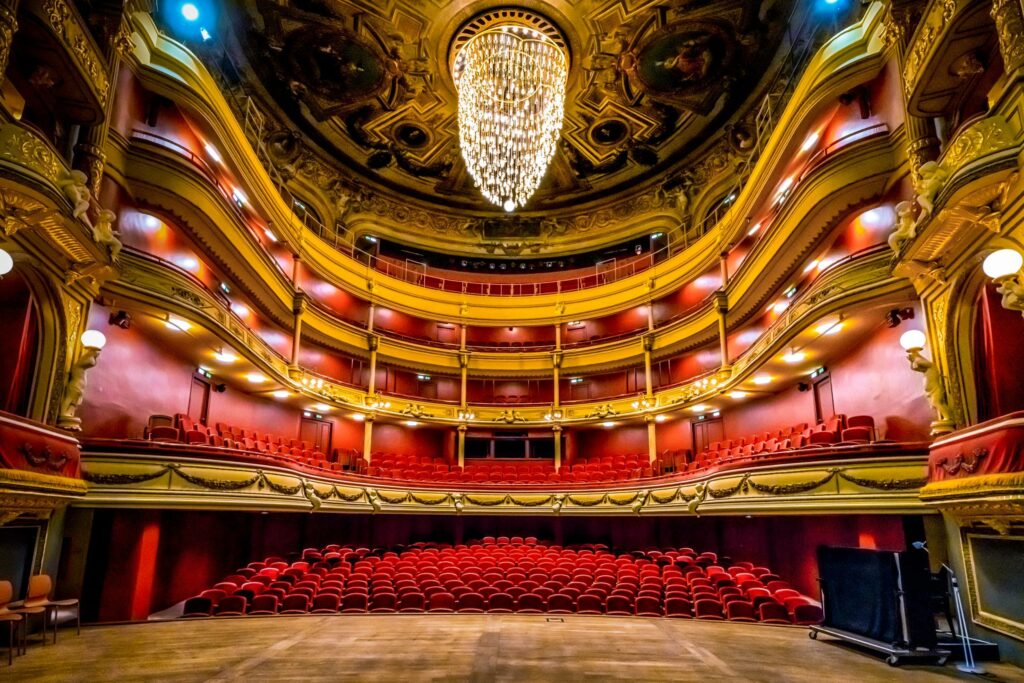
[
  {"xmin": 58, "ymin": 330, "xmax": 107, "ymax": 431},
  {"xmin": 982, "ymin": 248, "xmax": 1024, "ymax": 314},
  {"xmin": 457, "ymin": 409, "xmax": 475, "ymax": 422},
  {"xmin": 544, "ymin": 407, "xmax": 563, "ymax": 422},
  {"xmin": 0, "ymin": 248, "xmax": 13, "ymax": 276},
  {"xmin": 631, "ymin": 393, "xmax": 654, "ymax": 411},
  {"xmin": 898, "ymin": 330, "xmax": 954, "ymax": 435}
]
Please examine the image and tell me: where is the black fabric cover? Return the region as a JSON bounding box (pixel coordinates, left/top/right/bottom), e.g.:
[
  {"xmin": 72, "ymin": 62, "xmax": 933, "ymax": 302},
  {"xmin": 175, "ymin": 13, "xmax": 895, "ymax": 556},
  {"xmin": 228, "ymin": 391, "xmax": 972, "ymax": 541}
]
[{"xmin": 817, "ymin": 546, "xmax": 935, "ymax": 648}]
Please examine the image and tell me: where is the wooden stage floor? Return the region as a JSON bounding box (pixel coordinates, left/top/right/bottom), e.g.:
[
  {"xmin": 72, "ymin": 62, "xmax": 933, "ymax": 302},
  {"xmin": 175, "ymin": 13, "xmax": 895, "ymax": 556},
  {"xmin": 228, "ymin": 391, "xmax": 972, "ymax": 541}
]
[{"xmin": 6, "ymin": 614, "xmax": 1023, "ymax": 682}]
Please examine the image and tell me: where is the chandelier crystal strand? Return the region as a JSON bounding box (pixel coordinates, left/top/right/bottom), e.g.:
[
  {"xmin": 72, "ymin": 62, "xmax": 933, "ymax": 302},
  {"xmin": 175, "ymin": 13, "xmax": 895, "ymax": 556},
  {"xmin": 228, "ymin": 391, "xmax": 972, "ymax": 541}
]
[{"xmin": 454, "ymin": 25, "xmax": 567, "ymax": 212}]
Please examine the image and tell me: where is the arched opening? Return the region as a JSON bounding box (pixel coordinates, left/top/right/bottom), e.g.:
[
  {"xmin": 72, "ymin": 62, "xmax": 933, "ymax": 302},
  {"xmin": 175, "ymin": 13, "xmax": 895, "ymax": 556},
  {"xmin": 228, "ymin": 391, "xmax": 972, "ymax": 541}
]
[
  {"xmin": 972, "ymin": 282, "xmax": 1024, "ymax": 421},
  {"xmin": 0, "ymin": 269, "xmax": 41, "ymax": 416}
]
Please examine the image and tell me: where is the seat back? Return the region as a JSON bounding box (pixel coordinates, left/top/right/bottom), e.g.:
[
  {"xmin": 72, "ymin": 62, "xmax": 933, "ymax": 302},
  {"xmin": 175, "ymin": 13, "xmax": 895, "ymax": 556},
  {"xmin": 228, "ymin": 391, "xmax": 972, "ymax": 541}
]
[
  {"xmin": 0, "ymin": 580, "xmax": 12, "ymax": 605},
  {"xmin": 26, "ymin": 575, "xmax": 52, "ymax": 604}
]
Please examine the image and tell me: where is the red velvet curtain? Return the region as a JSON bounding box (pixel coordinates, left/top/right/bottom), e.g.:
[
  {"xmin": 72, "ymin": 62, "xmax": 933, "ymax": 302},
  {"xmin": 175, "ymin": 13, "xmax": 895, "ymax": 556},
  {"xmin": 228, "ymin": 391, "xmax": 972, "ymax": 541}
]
[{"xmin": 974, "ymin": 284, "xmax": 1024, "ymax": 421}]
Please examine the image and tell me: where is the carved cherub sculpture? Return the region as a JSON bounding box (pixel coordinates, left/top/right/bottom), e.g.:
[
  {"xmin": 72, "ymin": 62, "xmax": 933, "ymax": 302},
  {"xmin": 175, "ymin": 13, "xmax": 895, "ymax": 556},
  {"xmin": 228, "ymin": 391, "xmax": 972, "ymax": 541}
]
[
  {"xmin": 59, "ymin": 345, "xmax": 102, "ymax": 430},
  {"xmin": 92, "ymin": 209, "xmax": 122, "ymax": 262},
  {"xmin": 906, "ymin": 349, "xmax": 952, "ymax": 423},
  {"xmin": 60, "ymin": 170, "xmax": 93, "ymax": 229},
  {"xmin": 887, "ymin": 200, "xmax": 917, "ymax": 252},
  {"xmin": 913, "ymin": 161, "xmax": 949, "ymax": 227}
]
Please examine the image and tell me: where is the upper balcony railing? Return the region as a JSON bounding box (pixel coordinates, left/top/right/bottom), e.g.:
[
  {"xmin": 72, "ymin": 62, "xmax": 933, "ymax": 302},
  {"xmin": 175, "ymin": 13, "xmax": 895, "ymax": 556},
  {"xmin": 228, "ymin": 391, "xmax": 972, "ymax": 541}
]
[{"xmin": 199, "ymin": 4, "xmax": 843, "ymax": 297}]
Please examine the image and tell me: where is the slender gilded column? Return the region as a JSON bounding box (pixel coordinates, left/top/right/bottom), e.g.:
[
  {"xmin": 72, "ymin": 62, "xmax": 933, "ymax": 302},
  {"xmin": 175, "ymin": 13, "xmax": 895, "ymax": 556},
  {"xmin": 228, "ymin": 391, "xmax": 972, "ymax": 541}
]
[
  {"xmin": 715, "ymin": 290, "xmax": 729, "ymax": 367},
  {"xmin": 290, "ymin": 293, "xmax": 306, "ymax": 368},
  {"xmin": 367, "ymin": 303, "xmax": 376, "ymax": 332},
  {"xmin": 552, "ymin": 424, "xmax": 563, "ymax": 472},
  {"xmin": 367, "ymin": 334, "xmax": 379, "ymax": 394},
  {"xmin": 992, "ymin": 0, "xmax": 1024, "ymax": 76},
  {"xmin": 74, "ymin": 12, "xmax": 133, "ymax": 196},
  {"xmin": 554, "ymin": 323, "xmax": 561, "ymax": 350},
  {"xmin": 457, "ymin": 424, "xmax": 467, "ymax": 469},
  {"xmin": 642, "ymin": 334, "xmax": 654, "ymax": 397},
  {"xmin": 363, "ymin": 415, "xmax": 374, "ymax": 463},
  {"xmin": 645, "ymin": 415, "xmax": 657, "ymax": 465},
  {"xmin": 0, "ymin": 0, "xmax": 18, "ymax": 80},
  {"xmin": 459, "ymin": 350, "xmax": 469, "ymax": 408},
  {"xmin": 552, "ymin": 351, "xmax": 562, "ymax": 406}
]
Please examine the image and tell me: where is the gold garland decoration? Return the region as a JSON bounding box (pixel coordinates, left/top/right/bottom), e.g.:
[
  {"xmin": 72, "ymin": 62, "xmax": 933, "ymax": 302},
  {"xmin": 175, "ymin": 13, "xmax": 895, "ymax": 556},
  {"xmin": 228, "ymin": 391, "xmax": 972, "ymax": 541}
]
[
  {"xmin": 707, "ymin": 476, "xmax": 749, "ymax": 499},
  {"xmin": 651, "ymin": 489, "xmax": 682, "ymax": 504},
  {"xmin": 838, "ymin": 472, "xmax": 927, "ymax": 490},
  {"xmin": 169, "ymin": 464, "xmax": 260, "ymax": 491},
  {"xmin": 410, "ymin": 493, "xmax": 452, "ymax": 505},
  {"xmin": 508, "ymin": 495, "xmax": 555, "ymax": 507},
  {"xmin": 464, "ymin": 494, "xmax": 510, "ymax": 506},
  {"xmin": 82, "ymin": 466, "xmax": 171, "ymax": 485},
  {"xmin": 567, "ymin": 494, "xmax": 608, "ymax": 507},
  {"xmin": 377, "ymin": 491, "xmax": 412, "ymax": 505},
  {"xmin": 607, "ymin": 492, "xmax": 641, "ymax": 506},
  {"xmin": 746, "ymin": 469, "xmax": 838, "ymax": 496},
  {"xmin": 258, "ymin": 472, "xmax": 303, "ymax": 496}
]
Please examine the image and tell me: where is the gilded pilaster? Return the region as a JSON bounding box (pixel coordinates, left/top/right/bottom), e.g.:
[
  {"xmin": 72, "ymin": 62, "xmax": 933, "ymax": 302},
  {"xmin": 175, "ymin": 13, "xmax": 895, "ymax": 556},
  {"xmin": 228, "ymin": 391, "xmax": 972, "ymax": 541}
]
[
  {"xmin": 0, "ymin": 0, "xmax": 17, "ymax": 80},
  {"xmin": 991, "ymin": 0, "xmax": 1024, "ymax": 76}
]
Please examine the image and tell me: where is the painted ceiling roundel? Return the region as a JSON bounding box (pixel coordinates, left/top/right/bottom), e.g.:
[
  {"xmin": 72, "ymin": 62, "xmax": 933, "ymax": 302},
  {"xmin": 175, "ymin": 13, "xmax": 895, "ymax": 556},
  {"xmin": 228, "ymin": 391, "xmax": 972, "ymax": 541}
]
[{"xmin": 224, "ymin": 0, "xmax": 792, "ymax": 232}]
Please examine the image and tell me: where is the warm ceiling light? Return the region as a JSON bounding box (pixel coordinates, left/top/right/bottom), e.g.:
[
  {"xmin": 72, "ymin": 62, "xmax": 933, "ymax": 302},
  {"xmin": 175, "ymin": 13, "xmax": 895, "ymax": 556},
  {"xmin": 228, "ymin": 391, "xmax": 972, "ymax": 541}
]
[
  {"xmin": 230, "ymin": 303, "xmax": 250, "ymax": 317},
  {"xmin": 601, "ymin": 421, "xmax": 616, "ymax": 428},
  {"xmin": 405, "ymin": 420, "xmax": 419, "ymax": 427},
  {"xmin": 800, "ymin": 131, "xmax": 820, "ymax": 152},
  {"xmin": 453, "ymin": 21, "xmax": 568, "ymax": 211},
  {"xmin": 728, "ymin": 391, "xmax": 748, "ymax": 399},
  {"xmin": 165, "ymin": 317, "xmax": 191, "ymax": 332},
  {"xmin": 803, "ymin": 260, "xmax": 819, "ymax": 273},
  {"xmin": 899, "ymin": 330, "xmax": 927, "ymax": 352},
  {"xmin": 771, "ymin": 301, "xmax": 790, "ymax": 314},
  {"xmin": 752, "ymin": 375, "xmax": 773, "ymax": 385},
  {"xmin": 80, "ymin": 329, "xmax": 107, "ymax": 350},
  {"xmin": 816, "ymin": 321, "xmax": 843, "ymax": 336},
  {"xmin": 983, "ymin": 248, "xmax": 1023, "ymax": 279},
  {"xmin": 690, "ymin": 404, "xmax": 709, "ymax": 413},
  {"xmin": 214, "ymin": 350, "xmax": 237, "ymax": 363},
  {"xmin": 263, "ymin": 228, "xmax": 278, "ymax": 243},
  {"xmin": 783, "ymin": 351, "xmax": 806, "ymax": 364},
  {"xmin": 747, "ymin": 222, "xmax": 762, "ymax": 237},
  {"xmin": 655, "ymin": 414, "xmax": 667, "ymax": 423},
  {"xmin": 246, "ymin": 373, "xmax": 266, "ymax": 383},
  {"xmin": 204, "ymin": 143, "xmax": 222, "ymax": 163},
  {"xmin": 351, "ymin": 413, "xmax": 366, "ymax": 421},
  {"xmin": 313, "ymin": 403, "xmax": 331, "ymax": 412},
  {"xmin": 0, "ymin": 248, "xmax": 13, "ymax": 275},
  {"xmin": 271, "ymin": 390, "xmax": 290, "ymax": 399}
]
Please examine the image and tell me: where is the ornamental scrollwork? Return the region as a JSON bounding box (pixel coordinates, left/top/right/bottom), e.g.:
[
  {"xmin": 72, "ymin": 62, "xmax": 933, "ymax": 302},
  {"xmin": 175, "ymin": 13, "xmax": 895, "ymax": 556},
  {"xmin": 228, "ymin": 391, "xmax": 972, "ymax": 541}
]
[{"xmin": 939, "ymin": 448, "xmax": 988, "ymax": 476}]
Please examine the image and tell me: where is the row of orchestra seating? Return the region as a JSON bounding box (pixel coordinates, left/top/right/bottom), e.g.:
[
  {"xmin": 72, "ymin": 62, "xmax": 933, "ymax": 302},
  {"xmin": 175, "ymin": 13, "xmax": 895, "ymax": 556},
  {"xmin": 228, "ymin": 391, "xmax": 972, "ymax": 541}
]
[
  {"xmin": 179, "ymin": 538, "xmax": 823, "ymax": 624},
  {"xmin": 144, "ymin": 414, "xmax": 340, "ymax": 471}
]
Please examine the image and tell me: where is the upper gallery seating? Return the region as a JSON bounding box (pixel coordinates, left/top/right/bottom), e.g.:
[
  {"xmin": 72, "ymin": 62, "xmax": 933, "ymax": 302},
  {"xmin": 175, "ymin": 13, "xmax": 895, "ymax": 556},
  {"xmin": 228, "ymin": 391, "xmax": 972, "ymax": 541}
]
[
  {"xmin": 144, "ymin": 414, "xmax": 341, "ymax": 472},
  {"xmin": 178, "ymin": 537, "xmax": 823, "ymax": 624},
  {"xmin": 359, "ymin": 453, "xmax": 660, "ymax": 484},
  {"xmin": 687, "ymin": 415, "xmax": 877, "ymax": 473}
]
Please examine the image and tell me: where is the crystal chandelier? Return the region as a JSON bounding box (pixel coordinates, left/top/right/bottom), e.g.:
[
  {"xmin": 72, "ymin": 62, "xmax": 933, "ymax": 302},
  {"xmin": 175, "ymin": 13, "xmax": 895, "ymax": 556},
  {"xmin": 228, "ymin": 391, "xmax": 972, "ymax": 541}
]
[{"xmin": 453, "ymin": 22, "xmax": 568, "ymax": 212}]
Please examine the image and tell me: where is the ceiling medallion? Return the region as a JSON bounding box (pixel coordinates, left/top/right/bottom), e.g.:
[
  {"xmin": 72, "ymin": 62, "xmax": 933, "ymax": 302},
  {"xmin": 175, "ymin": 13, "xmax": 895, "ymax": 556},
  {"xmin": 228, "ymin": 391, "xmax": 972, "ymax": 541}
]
[{"xmin": 452, "ymin": 11, "xmax": 569, "ymax": 213}]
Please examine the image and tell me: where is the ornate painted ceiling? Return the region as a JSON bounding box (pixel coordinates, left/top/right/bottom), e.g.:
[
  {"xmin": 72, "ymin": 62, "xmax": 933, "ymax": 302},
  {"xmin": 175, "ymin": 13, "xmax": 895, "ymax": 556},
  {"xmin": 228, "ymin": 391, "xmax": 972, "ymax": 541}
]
[{"xmin": 221, "ymin": 0, "xmax": 794, "ymax": 251}]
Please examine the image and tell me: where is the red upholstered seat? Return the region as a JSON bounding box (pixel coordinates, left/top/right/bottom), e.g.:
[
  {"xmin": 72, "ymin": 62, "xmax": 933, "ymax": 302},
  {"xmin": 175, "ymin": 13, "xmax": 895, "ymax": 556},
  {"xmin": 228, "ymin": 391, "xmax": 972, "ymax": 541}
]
[
  {"xmin": 792, "ymin": 603, "xmax": 824, "ymax": 625},
  {"xmin": 693, "ymin": 598, "xmax": 724, "ymax": 620},
  {"xmin": 369, "ymin": 593, "xmax": 397, "ymax": 613},
  {"xmin": 606, "ymin": 594, "xmax": 633, "ymax": 616},
  {"xmin": 248, "ymin": 594, "xmax": 279, "ymax": 615},
  {"xmin": 486, "ymin": 593, "xmax": 515, "ymax": 613},
  {"xmin": 280, "ymin": 594, "xmax": 310, "ymax": 614},
  {"xmin": 726, "ymin": 600, "xmax": 757, "ymax": 622},
  {"xmin": 341, "ymin": 593, "xmax": 367, "ymax": 613},
  {"xmin": 546, "ymin": 593, "xmax": 575, "ymax": 614},
  {"xmin": 214, "ymin": 596, "xmax": 247, "ymax": 616},
  {"xmin": 516, "ymin": 593, "xmax": 545, "ymax": 613},
  {"xmin": 664, "ymin": 597, "xmax": 692, "ymax": 618},
  {"xmin": 428, "ymin": 592, "xmax": 456, "ymax": 613},
  {"xmin": 757, "ymin": 602, "xmax": 791, "ymax": 624},
  {"xmin": 397, "ymin": 592, "xmax": 426, "ymax": 613},
  {"xmin": 456, "ymin": 592, "xmax": 485, "ymax": 613},
  {"xmin": 635, "ymin": 596, "xmax": 662, "ymax": 617},
  {"xmin": 182, "ymin": 596, "xmax": 213, "ymax": 617}
]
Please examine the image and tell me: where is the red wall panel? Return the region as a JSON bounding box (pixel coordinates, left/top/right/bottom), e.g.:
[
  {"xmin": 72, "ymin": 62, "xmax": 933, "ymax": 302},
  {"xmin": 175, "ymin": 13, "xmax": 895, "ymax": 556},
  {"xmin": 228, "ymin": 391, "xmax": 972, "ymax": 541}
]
[
  {"xmin": 373, "ymin": 423, "xmax": 446, "ymax": 458},
  {"xmin": 575, "ymin": 424, "xmax": 648, "ymax": 459}
]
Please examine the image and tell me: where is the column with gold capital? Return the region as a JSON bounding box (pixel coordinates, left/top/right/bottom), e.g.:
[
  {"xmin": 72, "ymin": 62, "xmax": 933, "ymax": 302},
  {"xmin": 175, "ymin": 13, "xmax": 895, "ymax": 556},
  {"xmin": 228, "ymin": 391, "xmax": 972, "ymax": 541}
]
[
  {"xmin": 0, "ymin": 0, "xmax": 18, "ymax": 80},
  {"xmin": 289, "ymin": 291, "xmax": 307, "ymax": 370},
  {"xmin": 645, "ymin": 414, "xmax": 658, "ymax": 466},
  {"xmin": 552, "ymin": 424, "xmax": 563, "ymax": 472},
  {"xmin": 362, "ymin": 414, "xmax": 375, "ymax": 464},
  {"xmin": 714, "ymin": 290, "xmax": 729, "ymax": 368}
]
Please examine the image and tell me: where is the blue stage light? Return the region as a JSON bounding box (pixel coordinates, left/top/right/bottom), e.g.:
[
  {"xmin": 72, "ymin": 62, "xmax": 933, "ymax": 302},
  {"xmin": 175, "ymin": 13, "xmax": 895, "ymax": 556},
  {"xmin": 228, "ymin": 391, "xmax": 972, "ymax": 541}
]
[{"xmin": 181, "ymin": 3, "xmax": 200, "ymax": 21}]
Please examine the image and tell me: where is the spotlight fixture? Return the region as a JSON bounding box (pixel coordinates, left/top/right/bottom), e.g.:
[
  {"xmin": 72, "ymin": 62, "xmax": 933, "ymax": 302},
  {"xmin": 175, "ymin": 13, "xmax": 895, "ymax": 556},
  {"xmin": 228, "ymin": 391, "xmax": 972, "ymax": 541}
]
[
  {"xmin": 213, "ymin": 383, "xmax": 227, "ymax": 393},
  {"xmin": 884, "ymin": 307, "xmax": 915, "ymax": 328},
  {"xmin": 181, "ymin": 2, "xmax": 199, "ymax": 21},
  {"xmin": 108, "ymin": 310, "xmax": 132, "ymax": 329},
  {"xmin": 797, "ymin": 382, "xmax": 811, "ymax": 392}
]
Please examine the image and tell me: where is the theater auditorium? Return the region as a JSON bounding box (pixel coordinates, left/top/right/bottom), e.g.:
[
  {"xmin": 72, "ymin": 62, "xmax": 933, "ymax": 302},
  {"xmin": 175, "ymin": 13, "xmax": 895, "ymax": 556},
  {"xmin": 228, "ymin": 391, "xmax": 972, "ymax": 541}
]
[{"xmin": 0, "ymin": 0, "xmax": 1023, "ymax": 678}]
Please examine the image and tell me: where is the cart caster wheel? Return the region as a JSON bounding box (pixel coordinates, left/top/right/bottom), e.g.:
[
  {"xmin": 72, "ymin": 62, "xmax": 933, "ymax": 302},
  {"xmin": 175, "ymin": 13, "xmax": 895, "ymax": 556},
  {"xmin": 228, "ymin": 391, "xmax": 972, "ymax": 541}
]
[
  {"xmin": 809, "ymin": 630, "xmax": 818, "ymax": 640},
  {"xmin": 886, "ymin": 655, "xmax": 900, "ymax": 667}
]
